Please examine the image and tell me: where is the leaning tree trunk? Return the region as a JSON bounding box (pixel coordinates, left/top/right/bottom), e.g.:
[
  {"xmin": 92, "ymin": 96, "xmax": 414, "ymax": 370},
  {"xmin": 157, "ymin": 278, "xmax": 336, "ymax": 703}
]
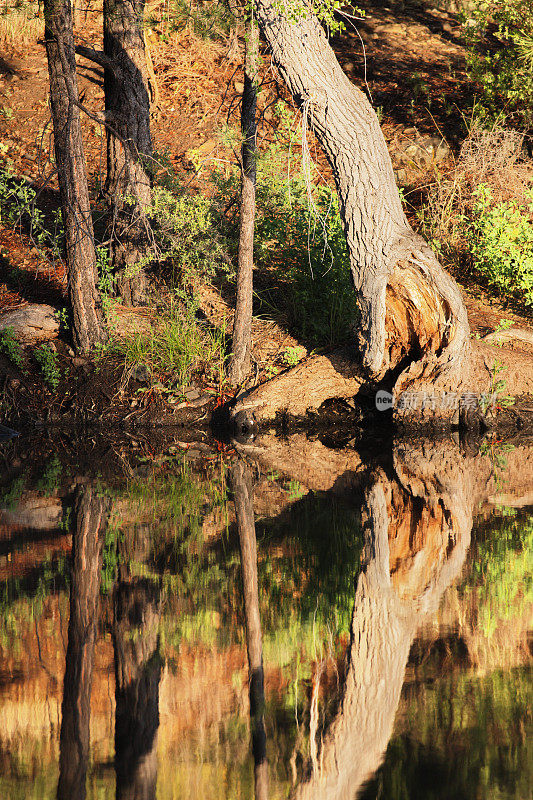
[
  {"xmin": 228, "ymin": 19, "xmax": 260, "ymax": 387},
  {"xmin": 57, "ymin": 487, "xmax": 109, "ymax": 800},
  {"xmin": 252, "ymin": 0, "xmax": 472, "ymax": 415},
  {"xmin": 43, "ymin": 0, "xmax": 107, "ymax": 353},
  {"xmin": 103, "ymin": 0, "xmax": 153, "ymax": 305},
  {"xmin": 230, "ymin": 462, "xmax": 268, "ymax": 800}
]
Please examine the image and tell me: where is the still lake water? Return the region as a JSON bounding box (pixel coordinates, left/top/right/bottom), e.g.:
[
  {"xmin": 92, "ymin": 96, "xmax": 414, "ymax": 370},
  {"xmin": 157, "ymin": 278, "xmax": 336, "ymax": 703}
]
[{"xmin": 0, "ymin": 431, "xmax": 531, "ymax": 799}]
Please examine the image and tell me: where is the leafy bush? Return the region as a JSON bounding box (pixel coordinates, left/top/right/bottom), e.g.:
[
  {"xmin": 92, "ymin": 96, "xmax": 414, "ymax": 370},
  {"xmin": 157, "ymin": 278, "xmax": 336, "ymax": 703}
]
[
  {"xmin": 463, "ymin": 0, "xmax": 533, "ymax": 127},
  {"xmin": 0, "ymin": 326, "xmax": 24, "ymax": 369},
  {"xmin": 33, "ymin": 343, "xmax": 61, "ymax": 389},
  {"xmin": 463, "ymin": 184, "xmax": 533, "ymax": 305},
  {"xmin": 0, "ymin": 167, "xmax": 64, "ymax": 256},
  {"xmin": 146, "ymin": 186, "xmax": 232, "ymax": 287}
]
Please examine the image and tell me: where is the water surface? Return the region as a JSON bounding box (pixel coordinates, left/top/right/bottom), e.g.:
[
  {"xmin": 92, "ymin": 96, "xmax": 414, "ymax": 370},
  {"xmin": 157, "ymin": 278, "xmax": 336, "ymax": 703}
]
[{"xmin": 0, "ymin": 433, "xmax": 531, "ymax": 799}]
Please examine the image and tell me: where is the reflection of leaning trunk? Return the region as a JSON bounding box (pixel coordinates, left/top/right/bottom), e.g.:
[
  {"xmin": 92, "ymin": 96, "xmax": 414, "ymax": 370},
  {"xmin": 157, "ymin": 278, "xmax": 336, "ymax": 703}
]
[
  {"xmin": 113, "ymin": 523, "xmax": 161, "ymax": 800},
  {"xmin": 230, "ymin": 462, "xmax": 268, "ymax": 800},
  {"xmin": 295, "ymin": 444, "xmax": 485, "ymax": 800},
  {"xmin": 57, "ymin": 487, "xmax": 110, "ymax": 800}
]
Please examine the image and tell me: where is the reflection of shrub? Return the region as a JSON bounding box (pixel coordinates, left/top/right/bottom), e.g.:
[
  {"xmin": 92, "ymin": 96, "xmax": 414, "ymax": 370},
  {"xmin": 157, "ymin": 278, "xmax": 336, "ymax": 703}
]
[{"xmin": 469, "ymin": 512, "xmax": 533, "ymax": 639}]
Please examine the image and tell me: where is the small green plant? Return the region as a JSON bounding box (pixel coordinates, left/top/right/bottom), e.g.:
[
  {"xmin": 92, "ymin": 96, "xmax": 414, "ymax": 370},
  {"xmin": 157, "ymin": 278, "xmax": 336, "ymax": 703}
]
[
  {"xmin": 0, "ymin": 167, "xmax": 64, "ymax": 256},
  {"xmin": 281, "ymin": 345, "xmax": 306, "ymax": 367},
  {"xmin": 0, "ymin": 326, "xmax": 24, "ymax": 369},
  {"xmin": 494, "ymin": 318, "xmax": 514, "ymax": 334},
  {"xmin": 480, "ymin": 360, "xmax": 515, "ymax": 414},
  {"xmin": 56, "ymin": 307, "xmax": 70, "ymax": 333},
  {"xmin": 33, "ymin": 343, "xmax": 61, "ymax": 390},
  {"xmin": 463, "ymin": 185, "xmax": 533, "ymax": 307}
]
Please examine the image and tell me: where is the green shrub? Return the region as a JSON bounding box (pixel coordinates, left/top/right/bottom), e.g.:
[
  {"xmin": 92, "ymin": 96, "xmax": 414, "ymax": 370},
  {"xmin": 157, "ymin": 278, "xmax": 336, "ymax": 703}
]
[
  {"xmin": 135, "ymin": 185, "xmax": 232, "ymax": 290},
  {"xmin": 0, "ymin": 325, "xmax": 24, "ymax": 369},
  {"xmin": 33, "ymin": 343, "xmax": 61, "ymax": 390},
  {"xmin": 463, "ymin": 184, "xmax": 533, "ymax": 306},
  {"xmin": 463, "ymin": 0, "xmax": 533, "ymax": 127}
]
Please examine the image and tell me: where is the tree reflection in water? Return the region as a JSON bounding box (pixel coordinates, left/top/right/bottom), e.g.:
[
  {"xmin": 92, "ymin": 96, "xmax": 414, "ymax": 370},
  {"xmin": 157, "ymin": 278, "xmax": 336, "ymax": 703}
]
[
  {"xmin": 113, "ymin": 523, "xmax": 162, "ymax": 800},
  {"xmin": 57, "ymin": 486, "xmax": 110, "ymax": 800},
  {"xmin": 234, "ymin": 437, "xmax": 494, "ymax": 800},
  {"xmin": 230, "ymin": 461, "xmax": 268, "ymax": 800}
]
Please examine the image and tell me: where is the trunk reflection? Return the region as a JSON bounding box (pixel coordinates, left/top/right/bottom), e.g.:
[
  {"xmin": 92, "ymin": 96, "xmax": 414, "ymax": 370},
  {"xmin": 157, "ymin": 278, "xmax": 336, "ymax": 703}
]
[
  {"xmin": 231, "ymin": 461, "xmax": 268, "ymax": 800},
  {"xmin": 57, "ymin": 486, "xmax": 109, "ymax": 800}
]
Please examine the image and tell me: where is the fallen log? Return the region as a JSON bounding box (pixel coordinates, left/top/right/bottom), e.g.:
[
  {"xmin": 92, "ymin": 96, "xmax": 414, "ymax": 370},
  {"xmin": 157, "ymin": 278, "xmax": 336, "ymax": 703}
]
[
  {"xmin": 230, "ymin": 340, "xmax": 533, "ymax": 428},
  {"xmin": 231, "ymin": 346, "xmax": 368, "ymax": 428}
]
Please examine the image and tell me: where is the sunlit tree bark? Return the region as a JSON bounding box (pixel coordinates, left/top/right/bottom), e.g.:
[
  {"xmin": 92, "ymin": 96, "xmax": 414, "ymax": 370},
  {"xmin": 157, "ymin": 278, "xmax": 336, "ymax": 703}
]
[
  {"xmin": 43, "ymin": 0, "xmax": 107, "ymax": 352},
  {"xmin": 252, "ymin": 0, "xmax": 473, "ymax": 415}
]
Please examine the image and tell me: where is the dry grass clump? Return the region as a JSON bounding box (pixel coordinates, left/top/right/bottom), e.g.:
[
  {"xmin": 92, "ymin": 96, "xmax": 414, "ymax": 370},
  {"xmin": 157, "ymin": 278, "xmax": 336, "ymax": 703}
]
[
  {"xmin": 0, "ymin": 8, "xmax": 43, "ymax": 49},
  {"xmin": 424, "ymin": 124, "xmax": 533, "ymax": 265}
]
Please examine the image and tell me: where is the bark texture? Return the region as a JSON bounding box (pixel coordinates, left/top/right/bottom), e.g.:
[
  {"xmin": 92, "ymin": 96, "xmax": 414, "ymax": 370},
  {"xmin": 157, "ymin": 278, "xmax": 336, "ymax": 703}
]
[
  {"xmin": 228, "ymin": 20, "xmax": 259, "ymax": 386},
  {"xmin": 104, "ymin": 0, "xmax": 153, "ymax": 305},
  {"xmin": 57, "ymin": 487, "xmax": 109, "ymax": 800},
  {"xmin": 230, "ymin": 462, "xmax": 268, "ymax": 800},
  {"xmin": 232, "ymin": 345, "xmax": 366, "ymax": 427},
  {"xmin": 43, "ymin": 0, "xmax": 106, "ymax": 353},
  {"xmin": 252, "ymin": 0, "xmax": 471, "ymax": 401}
]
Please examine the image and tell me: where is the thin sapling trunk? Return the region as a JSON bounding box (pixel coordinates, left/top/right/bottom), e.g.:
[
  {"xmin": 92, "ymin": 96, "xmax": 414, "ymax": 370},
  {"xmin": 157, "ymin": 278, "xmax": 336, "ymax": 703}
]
[{"xmin": 228, "ymin": 17, "xmax": 259, "ymax": 386}]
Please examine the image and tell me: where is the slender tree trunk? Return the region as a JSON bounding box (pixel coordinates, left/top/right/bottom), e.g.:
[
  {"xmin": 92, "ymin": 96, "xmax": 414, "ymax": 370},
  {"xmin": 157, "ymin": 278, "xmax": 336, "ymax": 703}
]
[
  {"xmin": 113, "ymin": 524, "xmax": 161, "ymax": 800},
  {"xmin": 230, "ymin": 462, "xmax": 268, "ymax": 800},
  {"xmin": 43, "ymin": 0, "xmax": 107, "ymax": 353},
  {"xmin": 252, "ymin": 0, "xmax": 472, "ymax": 403},
  {"xmin": 103, "ymin": 0, "xmax": 153, "ymax": 305},
  {"xmin": 229, "ymin": 20, "xmax": 260, "ymax": 386},
  {"xmin": 57, "ymin": 487, "xmax": 109, "ymax": 800}
]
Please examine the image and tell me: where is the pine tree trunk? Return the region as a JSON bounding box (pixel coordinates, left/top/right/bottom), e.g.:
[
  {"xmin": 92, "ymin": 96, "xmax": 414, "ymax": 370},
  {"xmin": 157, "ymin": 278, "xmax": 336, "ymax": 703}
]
[
  {"xmin": 103, "ymin": 0, "xmax": 153, "ymax": 305},
  {"xmin": 230, "ymin": 462, "xmax": 268, "ymax": 800},
  {"xmin": 43, "ymin": 0, "xmax": 107, "ymax": 353},
  {"xmin": 228, "ymin": 20, "xmax": 260, "ymax": 386},
  {"xmin": 252, "ymin": 0, "xmax": 471, "ymax": 401},
  {"xmin": 57, "ymin": 487, "xmax": 109, "ymax": 800}
]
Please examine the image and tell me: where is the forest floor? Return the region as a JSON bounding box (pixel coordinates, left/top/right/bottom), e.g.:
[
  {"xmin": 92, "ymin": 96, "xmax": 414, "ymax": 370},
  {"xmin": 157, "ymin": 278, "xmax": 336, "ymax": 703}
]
[{"xmin": 0, "ymin": 0, "xmax": 532, "ymax": 434}]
